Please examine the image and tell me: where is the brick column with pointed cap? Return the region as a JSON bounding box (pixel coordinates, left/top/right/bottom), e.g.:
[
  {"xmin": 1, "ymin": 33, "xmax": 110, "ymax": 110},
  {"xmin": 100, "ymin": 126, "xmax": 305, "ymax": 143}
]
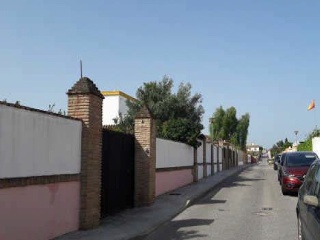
[
  {"xmin": 134, "ymin": 106, "xmax": 156, "ymax": 207},
  {"xmin": 67, "ymin": 77, "xmax": 104, "ymax": 230}
]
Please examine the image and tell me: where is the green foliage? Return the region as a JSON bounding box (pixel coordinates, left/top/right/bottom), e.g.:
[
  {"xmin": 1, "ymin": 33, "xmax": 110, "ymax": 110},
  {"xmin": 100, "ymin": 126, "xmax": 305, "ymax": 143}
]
[
  {"xmin": 114, "ymin": 76, "xmax": 204, "ymax": 147},
  {"xmin": 270, "ymin": 138, "xmax": 293, "ymax": 156},
  {"xmin": 160, "ymin": 118, "xmax": 202, "ymax": 148},
  {"xmin": 297, "ymin": 139, "xmax": 312, "ymax": 151},
  {"xmin": 236, "ymin": 113, "xmax": 250, "ymax": 150},
  {"xmin": 209, "ymin": 106, "xmax": 250, "ymax": 150}
]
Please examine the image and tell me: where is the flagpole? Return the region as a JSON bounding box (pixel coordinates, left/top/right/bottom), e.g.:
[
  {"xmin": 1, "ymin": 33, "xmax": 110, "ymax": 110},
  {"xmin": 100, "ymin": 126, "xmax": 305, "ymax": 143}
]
[{"xmin": 314, "ymin": 105, "xmax": 317, "ymax": 130}]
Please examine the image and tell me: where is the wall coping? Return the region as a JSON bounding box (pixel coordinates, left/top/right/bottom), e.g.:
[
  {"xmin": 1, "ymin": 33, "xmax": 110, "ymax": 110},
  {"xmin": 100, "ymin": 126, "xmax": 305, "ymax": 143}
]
[{"xmin": 0, "ymin": 101, "xmax": 82, "ymax": 122}]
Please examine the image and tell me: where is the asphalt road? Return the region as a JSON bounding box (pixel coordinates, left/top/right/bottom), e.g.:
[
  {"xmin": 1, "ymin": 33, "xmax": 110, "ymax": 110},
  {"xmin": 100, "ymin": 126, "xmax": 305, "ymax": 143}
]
[{"xmin": 143, "ymin": 158, "xmax": 299, "ymax": 240}]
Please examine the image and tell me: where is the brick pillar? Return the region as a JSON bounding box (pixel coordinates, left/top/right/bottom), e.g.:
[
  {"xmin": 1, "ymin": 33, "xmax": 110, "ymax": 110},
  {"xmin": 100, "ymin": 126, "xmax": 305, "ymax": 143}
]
[
  {"xmin": 193, "ymin": 148, "xmax": 198, "ymax": 182},
  {"xmin": 236, "ymin": 152, "xmax": 238, "ymax": 166},
  {"xmin": 203, "ymin": 139, "xmax": 207, "ymax": 178},
  {"xmin": 211, "ymin": 144, "xmax": 214, "ymax": 175},
  {"xmin": 134, "ymin": 106, "xmax": 156, "ymax": 207},
  {"xmin": 67, "ymin": 77, "xmax": 104, "ymax": 230},
  {"xmin": 217, "ymin": 146, "xmax": 220, "ymax": 172},
  {"xmin": 224, "ymin": 146, "xmax": 228, "ymax": 170},
  {"xmin": 227, "ymin": 146, "xmax": 230, "ymax": 169}
]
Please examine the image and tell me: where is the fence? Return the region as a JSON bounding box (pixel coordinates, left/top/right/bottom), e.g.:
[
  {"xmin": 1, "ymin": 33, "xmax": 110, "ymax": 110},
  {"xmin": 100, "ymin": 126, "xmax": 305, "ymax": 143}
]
[
  {"xmin": 0, "ymin": 77, "xmax": 248, "ymax": 240},
  {"xmin": 156, "ymin": 138, "xmax": 194, "ymax": 196},
  {"xmin": 155, "ymin": 138, "xmax": 245, "ymax": 196},
  {"xmin": 312, "ymin": 137, "xmax": 320, "ymax": 157}
]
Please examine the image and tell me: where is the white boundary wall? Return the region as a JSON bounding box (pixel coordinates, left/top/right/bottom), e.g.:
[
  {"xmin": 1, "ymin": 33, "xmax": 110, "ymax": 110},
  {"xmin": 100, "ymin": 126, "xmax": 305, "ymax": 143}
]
[
  {"xmin": 207, "ymin": 165, "xmax": 212, "ymax": 176},
  {"xmin": 0, "ymin": 105, "xmax": 82, "ymax": 178},
  {"xmin": 312, "ymin": 137, "xmax": 320, "ymax": 158},
  {"xmin": 198, "ymin": 166, "xmax": 204, "ymax": 179},
  {"xmin": 206, "ymin": 143, "xmax": 211, "ymax": 163},
  {"xmin": 219, "ymin": 148, "xmax": 223, "ymax": 169},
  {"xmin": 156, "ymin": 138, "xmax": 194, "ymax": 168},
  {"xmin": 197, "ymin": 144, "xmax": 203, "ymax": 163},
  {"xmin": 237, "ymin": 150, "xmax": 245, "ymax": 165},
  {"xmin": 206, "ymin": 143, "xmax": 212, "ymax": 176}
]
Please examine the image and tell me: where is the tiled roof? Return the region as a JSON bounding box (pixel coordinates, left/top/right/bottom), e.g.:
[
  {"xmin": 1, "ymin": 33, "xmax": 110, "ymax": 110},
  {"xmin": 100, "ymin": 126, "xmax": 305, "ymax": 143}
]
[{"xmin": 67, "ymin": 77, "xmax": 104, "ymax": 99}]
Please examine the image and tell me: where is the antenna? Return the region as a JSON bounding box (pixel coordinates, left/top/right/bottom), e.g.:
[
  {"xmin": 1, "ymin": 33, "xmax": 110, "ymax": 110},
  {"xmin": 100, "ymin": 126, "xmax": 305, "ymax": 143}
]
[{"xmin": 80, "ymin": 60, "xmax": 83, "ymax": 78}]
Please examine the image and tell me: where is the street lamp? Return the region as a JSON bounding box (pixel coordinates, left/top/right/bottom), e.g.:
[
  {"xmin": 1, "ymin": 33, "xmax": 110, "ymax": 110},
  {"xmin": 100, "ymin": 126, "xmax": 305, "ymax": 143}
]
[
  {"xmin": 209, "ymin": 117, "xmax": 215, "ymax": 142},
  {"xmin": 294, "ymin": 130, "xmax": 299, "ymax": 145}
]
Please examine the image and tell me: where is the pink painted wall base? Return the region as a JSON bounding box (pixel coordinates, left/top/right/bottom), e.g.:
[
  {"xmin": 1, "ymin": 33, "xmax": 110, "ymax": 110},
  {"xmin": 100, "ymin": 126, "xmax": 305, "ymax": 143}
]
[
  {"xmin": 156, "ymin": 169, "xmax": 193, "ymax": 196},
  {"xmin": 0, "ymin": 181, "xmax": 80, "ymax": 240}
]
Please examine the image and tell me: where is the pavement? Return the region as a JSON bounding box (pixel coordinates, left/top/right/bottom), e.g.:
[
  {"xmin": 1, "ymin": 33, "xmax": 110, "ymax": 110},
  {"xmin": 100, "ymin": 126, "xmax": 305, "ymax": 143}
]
[{"xmin": 56, "ymin": 163, "xmax": 252, "ymax": 240}]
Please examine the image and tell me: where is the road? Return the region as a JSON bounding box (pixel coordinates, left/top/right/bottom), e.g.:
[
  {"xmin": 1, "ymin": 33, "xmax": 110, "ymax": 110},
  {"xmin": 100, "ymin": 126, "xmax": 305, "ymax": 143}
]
[{"xmin": 142, "ymin": 157, "xmax": 299, "ymax": 240}]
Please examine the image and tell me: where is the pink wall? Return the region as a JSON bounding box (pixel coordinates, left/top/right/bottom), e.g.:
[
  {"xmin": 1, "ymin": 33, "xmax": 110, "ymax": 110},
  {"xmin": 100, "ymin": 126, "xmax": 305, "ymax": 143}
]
[
  {"xmin": 156, "ymin": 169, "xmax": 193, "ymax": 196},
  {"xmin": 0, "ymin": 181, "xmax": 80, "ymax": 240}
]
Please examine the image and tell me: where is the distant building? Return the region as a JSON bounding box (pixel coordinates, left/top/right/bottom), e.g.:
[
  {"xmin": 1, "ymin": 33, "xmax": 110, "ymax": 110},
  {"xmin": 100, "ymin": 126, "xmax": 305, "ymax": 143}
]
[
  {"xmin": 246, "ymin": 143, "xmax": 261, "ymax": 155},
  {"xmin": 101, "ymin": 91, "xmax": 137, "ymax": 126}
]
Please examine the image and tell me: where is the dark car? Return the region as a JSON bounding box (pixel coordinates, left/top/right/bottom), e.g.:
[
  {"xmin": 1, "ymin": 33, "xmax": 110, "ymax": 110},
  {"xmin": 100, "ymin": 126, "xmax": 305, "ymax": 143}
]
[
  {"xmin": 273, "ymin": 154, "xmax": 281, "ymax": 170},
  {"xmin": 279, "ymin": 151, "xmax": 318, "ymax": 195},
  {"xmin": 296, "ymin": 159, "xmax": 320, "ymax": 240},
  {"xmin": 278, "ymin": 152, "xmax": 287, "ymax": 182}
]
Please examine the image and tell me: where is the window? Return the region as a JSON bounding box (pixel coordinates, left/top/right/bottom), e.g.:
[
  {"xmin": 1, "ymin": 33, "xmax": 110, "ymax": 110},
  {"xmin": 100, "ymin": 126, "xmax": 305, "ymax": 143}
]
[
  {"xmin": 286, "ymin": 153, "xmax": 317, "ymax": 167},
  {"xmin": 313, "ymin": 166, "xmax": 320, "ymax": 198},
  {"xmin": 304, "ymin": 164, "xmax": 319, "ymax": 194},
  {"xmin": 280, "ymin": 153, "xmax": 287, "ymax": 165}
]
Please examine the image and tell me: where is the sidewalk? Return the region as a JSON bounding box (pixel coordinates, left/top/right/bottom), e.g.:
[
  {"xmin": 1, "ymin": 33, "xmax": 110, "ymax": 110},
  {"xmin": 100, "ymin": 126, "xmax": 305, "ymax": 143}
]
[{"xmin": 56, "ymin": 164, "xmax": 252, "ymax": 240}]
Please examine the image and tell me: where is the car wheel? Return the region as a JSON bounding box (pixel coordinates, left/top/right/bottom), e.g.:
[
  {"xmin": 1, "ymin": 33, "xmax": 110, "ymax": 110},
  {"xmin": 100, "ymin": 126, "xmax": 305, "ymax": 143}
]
[
  {"xmin": 281, "ymin": 184, "xmax": 288, "ymax": 195},
  {"xmin": 297, "ymin": 215, "xmax": 305, "ymax": 240},
  {"xmin": 279, "ymin": 177, "xmax": 282, "ymax": 185}
]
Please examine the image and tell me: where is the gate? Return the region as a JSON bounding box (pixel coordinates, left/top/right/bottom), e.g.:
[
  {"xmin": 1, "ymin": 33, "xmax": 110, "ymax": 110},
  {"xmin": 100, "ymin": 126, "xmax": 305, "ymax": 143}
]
[{"xmin": 101, "ymin": 129, "xmax": 135, "ymax": 217}]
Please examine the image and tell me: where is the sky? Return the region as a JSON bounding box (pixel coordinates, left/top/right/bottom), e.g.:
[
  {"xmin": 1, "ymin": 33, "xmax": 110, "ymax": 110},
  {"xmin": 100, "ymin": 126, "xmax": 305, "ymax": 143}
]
[{"xmin": 1, "ymin": 0, "xmax": 320, "ymax": 149}]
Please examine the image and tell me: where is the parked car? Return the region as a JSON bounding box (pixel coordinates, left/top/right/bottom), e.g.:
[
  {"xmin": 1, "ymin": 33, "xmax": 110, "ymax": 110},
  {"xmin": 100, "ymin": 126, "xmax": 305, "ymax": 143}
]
[
  {"xmin": 273, "ymin": 154, "xmax": 281, "ymax": 170},
  {"xmin": 296, "ymin": 159, "xmax": 320, "ymax": 240},
  {"xmin": 278, "ymin": 152, "xmax": 287, "ymax": 182},
  {"xmin": 279, "ymin": 151, "xmax": 318, "ymax": 195},
  {"xmin": 267, "ymin": 158, "xmax": 274, "ymax": 165}
]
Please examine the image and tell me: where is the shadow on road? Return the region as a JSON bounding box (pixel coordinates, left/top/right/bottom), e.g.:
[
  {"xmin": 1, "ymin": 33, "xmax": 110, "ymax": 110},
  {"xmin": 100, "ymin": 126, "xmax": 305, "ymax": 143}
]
[
  {"xmin": 143, "ymin": 218, "xmax": 214, "ymax": 240},
  {"xmin": 197, "ymin": 173, "xmax": 266, "ymax": 203},
  {"xmin": 196, "ymin": 199, "xmax": 227, "ymax": 205}
]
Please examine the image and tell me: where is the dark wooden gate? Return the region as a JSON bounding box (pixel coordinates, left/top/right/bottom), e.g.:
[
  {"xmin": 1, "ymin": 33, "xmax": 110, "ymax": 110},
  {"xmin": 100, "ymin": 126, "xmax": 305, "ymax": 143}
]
[{"xmin": 101, "ymin": 129, "xmax": 135, "ymax": 218}]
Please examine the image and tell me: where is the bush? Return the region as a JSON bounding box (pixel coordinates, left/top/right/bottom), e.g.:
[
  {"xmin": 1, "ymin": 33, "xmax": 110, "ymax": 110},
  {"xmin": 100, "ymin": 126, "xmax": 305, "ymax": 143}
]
[{"xmin": 297, "ymin": 139, "xmax": 312, "ymax": 151}]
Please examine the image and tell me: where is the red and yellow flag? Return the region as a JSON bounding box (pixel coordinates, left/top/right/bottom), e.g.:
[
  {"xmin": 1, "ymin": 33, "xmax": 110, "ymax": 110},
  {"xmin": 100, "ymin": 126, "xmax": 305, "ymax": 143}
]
[{"xmin": 308, "ymin": 100, "xmax": 315, "ymax": 111}]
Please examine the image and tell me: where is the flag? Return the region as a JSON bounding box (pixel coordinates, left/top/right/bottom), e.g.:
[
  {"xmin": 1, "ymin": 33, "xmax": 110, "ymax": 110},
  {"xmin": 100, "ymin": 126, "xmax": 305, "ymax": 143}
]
[{"xmin": 308, "ymin": 100, "xmax": 315, "ymax": 111}]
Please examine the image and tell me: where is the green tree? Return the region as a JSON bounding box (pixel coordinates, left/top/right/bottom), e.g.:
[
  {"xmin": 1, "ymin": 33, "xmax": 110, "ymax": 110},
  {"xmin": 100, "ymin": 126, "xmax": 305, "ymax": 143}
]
[
  {"xmin": 236, "ymin": 113, "xmax": 250, "ymax": 150},
  {"xmin": 210, "ymin": 107, "xmax": 226, "ymax": 141},
  {"xmin": 224, "ymin": 107, "xmax": 238, "ymax": 143},
  {"xmin": 114, "ymin": 76, "xmax": 204, "ymax": 147},
  {"xmin": 270, "ymin": 138, "xmax": 293, "ymax": 156},
  {"xmin": 209, "ymin": 106, "xmax": 250, "ymax": 150}
]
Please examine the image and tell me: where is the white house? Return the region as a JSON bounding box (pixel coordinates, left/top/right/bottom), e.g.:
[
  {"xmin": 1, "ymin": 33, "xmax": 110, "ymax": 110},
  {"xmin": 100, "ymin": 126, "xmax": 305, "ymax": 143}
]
[
  {"xmin": 101, "ymin": 90, "xmax": 136, "ymax": 126},
  {"xmin": 246, "ymin": 143, "xmax": 261, "ymax": 153}
]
